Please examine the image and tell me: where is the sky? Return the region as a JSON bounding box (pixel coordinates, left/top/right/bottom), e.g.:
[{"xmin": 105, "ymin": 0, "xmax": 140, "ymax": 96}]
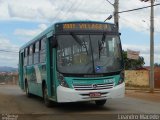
[{"xmin": 0, "ymin": 0, "xmax": 160, "ymax": 67}]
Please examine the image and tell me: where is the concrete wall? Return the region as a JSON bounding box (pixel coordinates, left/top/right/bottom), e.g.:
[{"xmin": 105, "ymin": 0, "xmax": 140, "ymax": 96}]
[{"xmin": 125, "ymin": 70, "xmax": 149, "ymax": 87}]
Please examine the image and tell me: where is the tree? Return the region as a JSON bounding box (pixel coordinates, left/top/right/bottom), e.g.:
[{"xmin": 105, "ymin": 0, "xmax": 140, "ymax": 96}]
[
  {"xmin": 154, "ymin": 63, "xmax": 160, "ymax": 67},
  {"xmin": 123, "ymin": 50, "xmax": 145, "ymax": 70}
]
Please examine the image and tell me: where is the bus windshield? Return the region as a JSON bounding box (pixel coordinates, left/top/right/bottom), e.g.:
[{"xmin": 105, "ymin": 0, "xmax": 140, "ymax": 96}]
[{"xmin": 57, "ymin": 34, "xmax": 123, "ymax": 74}]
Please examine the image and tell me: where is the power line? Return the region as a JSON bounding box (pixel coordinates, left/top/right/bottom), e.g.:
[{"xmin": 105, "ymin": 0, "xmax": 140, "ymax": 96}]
[
  {"xmin": 104, "ymin": 2, "xmax": 160, "ymax": 21},
  {"xmin": 106, "ymin": 0, "xmax": 114, "ymax": 6},
  {"xmin": 117, "ymin": 3, "xmax": 160, "ymax": 14},
  {"xmin": 120, "ymin": 17, "xmax": 160, "ymax": 34},
  {"xmin": 86, "ymin": 0, "xmax": 109, "ymax": 20},
  {"xmin": 121, "ymin": 17, "xmax": 150, "ymax": 31},
  {"xmin": 65, "ymin": 0, "xmax": 106, "ymax": 21},
  {"xmin": 53, "ymin": 1, "xmax": 69, "ymax": 22},
  {"xmin": 104, "ymin": 2, "xmax": 160, "ymax": 25},
  {"xmin": 0, "ymin": 49, "xmax": 18, "ymax": 53},
  {"xmin": 70, "ymin": 0, "xmax": 91, "ymax": 20},
  {"xmin": 64, "ymin": 0, "xmax": 79, "ymax": 20}
]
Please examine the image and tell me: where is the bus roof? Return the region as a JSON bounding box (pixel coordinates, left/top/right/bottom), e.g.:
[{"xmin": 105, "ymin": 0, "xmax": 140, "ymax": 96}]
[
  {"xmin": 19, "ymin": 21, "xmax": 114, "ymax": 51},
  {"xmin": 55, "ymin": 20, "xmax": 114, "ymax": 25},
  {"xmin": 19, "ymin": 24, "xmax": 55, "ymax": 51}
]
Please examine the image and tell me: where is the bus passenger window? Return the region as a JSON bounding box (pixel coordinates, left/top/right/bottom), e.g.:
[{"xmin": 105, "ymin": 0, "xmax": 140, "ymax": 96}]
[
  {"xmin": 23, "ymin": 49, "xmax": 25, "ymax": 57},
  {"xmin": 28, "ymin": 46, "xmax": 33, "ymax": 65},
  {"xmin": 34, "ymin": 42, "xmax": 40, "ymax": 64},
  {"xmin": 33, "ymin": 44, "xmax": 35, "ymax": 54},
  {"xmin": 24, "ymin": 48, "xmax": 28, "ymax": 66},
  {"xmin": 35, "ymin": 42, "xmax": 39, "ymax": 52},
  {"xmin": 40, "ymin": 38, "xmax": 46, "ymax": 63},
  {"xmin": 41, "ymin": 38, "xmax": 46, "ymax": 50},
  {"xmin": 30, "ymin": 45, "xmax": 33, "ymax": 55}
]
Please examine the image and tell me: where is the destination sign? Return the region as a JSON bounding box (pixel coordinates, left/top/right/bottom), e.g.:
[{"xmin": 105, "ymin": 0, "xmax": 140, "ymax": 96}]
[{"xmin": 55, "ymin": 22, "xmax": 116, "ymax": 32}]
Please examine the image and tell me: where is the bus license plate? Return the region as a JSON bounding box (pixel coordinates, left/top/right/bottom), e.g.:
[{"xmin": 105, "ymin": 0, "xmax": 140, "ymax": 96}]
[{"xmin": 89, "ymin": 92, "xmax": 101, "ymax": 98}]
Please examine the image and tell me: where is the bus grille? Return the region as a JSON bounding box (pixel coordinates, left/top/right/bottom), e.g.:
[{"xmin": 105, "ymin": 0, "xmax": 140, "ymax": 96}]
[{"xmin": 73, "ymin": 83, "xmax": 114, "ymax": 91}]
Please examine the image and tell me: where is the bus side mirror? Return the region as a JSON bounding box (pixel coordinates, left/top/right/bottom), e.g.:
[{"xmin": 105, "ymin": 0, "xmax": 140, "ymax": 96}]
[
  {"xmin": 119, "ymin": 33, "xmax": 121, "ymax": 36},
  {"xmin": 50, "ymin": 36, "xmax": 57, "ymax": 48},
  {"xmin": 53, "ymin": 40, "xmax": 57, "ymax": 48}
]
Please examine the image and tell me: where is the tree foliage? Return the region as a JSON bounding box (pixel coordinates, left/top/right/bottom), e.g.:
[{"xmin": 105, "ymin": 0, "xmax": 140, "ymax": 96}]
[
  {"xmin": 123, "ymin": 51, "xmax": 145, "ymax": 70},
  {"xmin": 154, "ymin": 63, "xmax": 160, "ymax": 67}
]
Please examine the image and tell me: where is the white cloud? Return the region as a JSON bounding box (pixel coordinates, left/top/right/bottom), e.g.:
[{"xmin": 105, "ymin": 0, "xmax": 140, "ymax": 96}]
[
  {"xmin": 14, "ymin": 24, "xmax": 47, "ymax": 38},
  {"xmin": 0, "ymin": 36, "xmax": 19, "ymax": 67},
  {"xmin": 0, "ymin": 0, "xmax": 56, "ymax": 22},
  {"xmin": 0, "ymin": 0, "xmax": 159, "ymax": 32},
  {"xmin": 0, "ymin": 36, "xmax": 18, "ymax": 51}
]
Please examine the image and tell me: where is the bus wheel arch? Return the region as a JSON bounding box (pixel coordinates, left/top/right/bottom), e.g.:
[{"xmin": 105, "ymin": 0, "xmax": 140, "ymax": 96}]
[
  {"xmin": 25, "ymin": 78, "xmax": 32, "ymax": 97},
  {"xmin": 42, "ymin": 80, "xmax": 52, "ymax": 107},
  {"xmin": 42, "ymin": 80, "xmax": 46, "ymax": 95}
]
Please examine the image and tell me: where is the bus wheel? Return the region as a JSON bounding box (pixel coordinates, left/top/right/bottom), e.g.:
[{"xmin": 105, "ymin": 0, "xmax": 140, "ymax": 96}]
[
  {"xmin": 43, "ymin": 85, "xmax": 52, "ymax": 107},
  {"xmin": 95, "ymin": 100, "xmax": 106, "ymax": 106},
  {"xmin": 25, "ymin": 81, "xmax": 32, "ymax": 97}
]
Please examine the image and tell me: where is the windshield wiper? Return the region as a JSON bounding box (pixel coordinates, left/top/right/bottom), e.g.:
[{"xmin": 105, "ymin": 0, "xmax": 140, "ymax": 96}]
[
  {"xmin": 98, "ymin": 33, "xmax": 106, "ymax": 59},
  {"xmin": 70, "ymin": 32, "xmax": 88, "ymax": 55}
]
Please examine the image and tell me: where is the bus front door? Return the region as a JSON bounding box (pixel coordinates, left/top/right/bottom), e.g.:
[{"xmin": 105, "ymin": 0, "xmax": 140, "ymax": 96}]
[
  {"xmin": 19, "ymin": 52, "xmax": 24, "ymax": 89},
  {"xmin": 50, "ymin": 48, "xmax": 56, "ymax": 97}
]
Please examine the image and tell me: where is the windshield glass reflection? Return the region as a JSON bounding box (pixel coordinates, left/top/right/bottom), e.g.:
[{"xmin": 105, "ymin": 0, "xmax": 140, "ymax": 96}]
[{"xmin": 57, "ymin": 34, "xmax": 123, "ymax": 74}]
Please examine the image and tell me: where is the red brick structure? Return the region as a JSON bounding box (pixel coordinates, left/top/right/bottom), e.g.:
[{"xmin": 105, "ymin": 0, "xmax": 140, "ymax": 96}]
[
  {"xmin": 154, "ymin": 67, "xmax": 160, "ymax": 88},
  {"xmin": 143, "ymin": 66, "xmax": 160, "ymax": 89}
]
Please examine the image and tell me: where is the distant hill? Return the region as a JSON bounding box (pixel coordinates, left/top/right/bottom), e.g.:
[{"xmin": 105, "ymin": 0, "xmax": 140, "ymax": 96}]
[{"xmin": 0, "ymin": 66, "xmax": 18, "ymax": 72}]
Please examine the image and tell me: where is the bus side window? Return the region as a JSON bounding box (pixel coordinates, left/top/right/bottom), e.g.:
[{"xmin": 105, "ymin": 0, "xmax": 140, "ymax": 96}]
[
  {"xmin": 23, "ymin": 50, "xmax": 25, "ymax": 58},
  {"xmin": 40, "ymin": 37, "xmax": 46, "ymax": 63},
  {"xmin": 24, "ymin": 48, "xmax": 28, "ymax": 66},
  {"xmin": 32, "ymin": 44, "xmax": 35, "ymax": 64},
  {"xmin": 28, "ymin": 45, "xmax": 33, "ymax": 65},
  {"xmin": 24, "ymin": 49, "xmax": 26, "ymax": 66},
  {"xmin": 34, "ymin": 42, "xmax": 39, "ymax": 64},
  {"xmin": 41, "ymin": 38, "xmax": 46, "ymax": 50}
]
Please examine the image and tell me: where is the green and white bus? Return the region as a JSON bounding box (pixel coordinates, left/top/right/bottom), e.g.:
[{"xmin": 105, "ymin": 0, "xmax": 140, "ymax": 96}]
[{"xmin": 19, "ymin": 21, "xmax": 125, "ymax": 107}]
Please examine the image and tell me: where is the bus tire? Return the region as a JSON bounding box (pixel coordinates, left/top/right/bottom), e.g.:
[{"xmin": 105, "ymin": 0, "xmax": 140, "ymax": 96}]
[
  {"xmin": 25, "ymin": 81, "xmax": 32, "ymax": 97},
  {"xmin": 43, "ymin": 85, "xmax": 52, "ymax": 107},
  {"xmin": 95, "ymin": 100, "xmax": 106, "ymax": 106}
]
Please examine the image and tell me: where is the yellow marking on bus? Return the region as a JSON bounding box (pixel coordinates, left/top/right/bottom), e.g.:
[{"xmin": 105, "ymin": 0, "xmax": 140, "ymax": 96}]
[
  {"xmin": 63, "ymin": 24, "xmax": 76, "ymax": 29},
  {"xmin": 79, "ymin": 24, "xmax": 103, "ymax": 30},
  {"xmin": 63, "ymin": 23, "xmax": 108, "ymax": 30}
]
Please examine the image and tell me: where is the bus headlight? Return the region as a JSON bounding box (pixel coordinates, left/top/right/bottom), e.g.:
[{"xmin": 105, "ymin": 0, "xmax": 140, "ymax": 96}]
[
  {"xmin": 58, "ymin": 73, "xmax": 69, "ymax": 88},
  {"xmin": 118, "ymin": 71, "xmax": 124, "ymax": 85}
]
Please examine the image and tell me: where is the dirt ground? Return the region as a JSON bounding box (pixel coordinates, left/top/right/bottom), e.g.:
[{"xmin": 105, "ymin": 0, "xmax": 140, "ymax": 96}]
[
  {"xmin": 126, "ymin": 89, "xmax": 160, "ymax": 103},
  {"xmin": 0, "ymin": 85, "xmax": 160, "ymax": 120}
]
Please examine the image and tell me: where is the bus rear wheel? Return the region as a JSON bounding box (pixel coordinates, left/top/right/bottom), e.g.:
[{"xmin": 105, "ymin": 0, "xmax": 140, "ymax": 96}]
[
  {"xmin": 95, "ymin": 100, "xmax": 106, "ymax": 106},
  {"xmin": 43, "ymin": 85, "xmax": 52, "ymax": 107}
]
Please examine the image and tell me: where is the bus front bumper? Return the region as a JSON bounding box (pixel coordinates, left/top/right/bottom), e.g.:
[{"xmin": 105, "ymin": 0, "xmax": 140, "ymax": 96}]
[{"xmin": 57, "ymin": 82, "xmax": 125, "ymax": 103}]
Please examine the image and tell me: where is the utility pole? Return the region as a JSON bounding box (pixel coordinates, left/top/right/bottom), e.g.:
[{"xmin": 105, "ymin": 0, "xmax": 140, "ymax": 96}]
[
  {"xmin": 150, "ymin": 0, "xmax": 154, "ymax": 93},
  {"xmin": 140, "ymin": 0, "xmax": 154, "ymax": 92},
  {"xmin": 114, "ymin": 0, "xmax": 119, "ymax": 32},
  {"xmin": 105, "ymin": 0, "xmax": 119, "ymax": 32}
]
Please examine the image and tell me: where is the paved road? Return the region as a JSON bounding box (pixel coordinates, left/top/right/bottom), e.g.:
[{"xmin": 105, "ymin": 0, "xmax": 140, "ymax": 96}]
[{"xmin": 0, "ymin": 85, "xmax": 160, "ymax": 120}]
